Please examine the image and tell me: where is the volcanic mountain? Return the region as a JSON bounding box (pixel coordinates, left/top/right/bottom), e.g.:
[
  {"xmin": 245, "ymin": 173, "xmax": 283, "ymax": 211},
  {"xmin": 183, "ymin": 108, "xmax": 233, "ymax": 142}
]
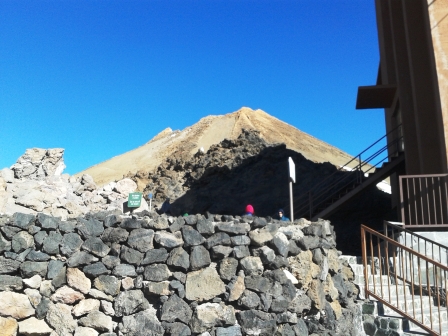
[{"xmin": 77, "ymin": 107, "xmax": 354, "ymax": 188}]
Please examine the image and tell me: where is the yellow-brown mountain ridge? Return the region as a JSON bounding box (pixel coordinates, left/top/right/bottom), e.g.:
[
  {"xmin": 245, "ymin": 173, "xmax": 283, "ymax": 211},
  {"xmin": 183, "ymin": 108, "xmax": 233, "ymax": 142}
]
[{"xmin": 77, "ymin": 107, "xmax": 353, "ymax": 188}]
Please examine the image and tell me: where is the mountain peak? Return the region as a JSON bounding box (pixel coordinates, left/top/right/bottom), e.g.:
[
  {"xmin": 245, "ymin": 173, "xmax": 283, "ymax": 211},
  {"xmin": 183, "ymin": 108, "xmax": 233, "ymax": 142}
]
[{"xmin": 76, "ymin": 108, "xmax": 353, "ymax": 187}]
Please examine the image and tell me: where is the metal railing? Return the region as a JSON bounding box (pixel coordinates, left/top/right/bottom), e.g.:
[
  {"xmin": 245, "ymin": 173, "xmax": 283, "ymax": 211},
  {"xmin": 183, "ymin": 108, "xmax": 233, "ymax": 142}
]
[
  {"xmin": 400, "ymin": 174, "xmax": 448, "ymax": 228},
  {"xmin": 362, "ymin": 224, "xmax": 448, "ymax": 335},
  {"xmin": 293, "ymin": 125, "xmax": 403, "ymax": 219},
  {"xmin": 384, "ymin": 221, "xmax": 448, "ymax": 267}
]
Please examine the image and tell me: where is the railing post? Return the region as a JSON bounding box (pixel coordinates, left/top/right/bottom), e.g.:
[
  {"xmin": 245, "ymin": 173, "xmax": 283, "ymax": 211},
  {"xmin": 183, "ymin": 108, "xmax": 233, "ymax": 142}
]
[{"xmin": 361, "ymin": 226, "xmax": 369, "ymax": 300}]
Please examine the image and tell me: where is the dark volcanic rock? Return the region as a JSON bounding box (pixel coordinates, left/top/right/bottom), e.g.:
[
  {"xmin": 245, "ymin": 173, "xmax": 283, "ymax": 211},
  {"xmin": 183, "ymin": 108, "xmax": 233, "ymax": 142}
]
[
  {"xmin": 238, "ymin": 290, "xmax": 261, "ymax": 309},
  {"xmin": 94, "ymin": 275, "xmax": 121, "ymax": 296},
  {"xmin": 102, "ymin": 255, "xmax": 120, "ymax": 269},
  {"xmin": 161, "ymin": 294, "xmax": 192, "ymax": 324},
  {"xmin": 113, "ymin": 264, "xmax": 137, "ymax": 277},
  {"xmin": 119, "ymin": 309, "xmax": 164, "ymax": 335},
  {"xmin": 162, "ymin": 322, "xmax": 191, "ymax": 336},
  {"xmin": 142, "ymin": 248, "xmax": 169, "ymax": 265},
  {"xmin": 167, "ymin": 247, "xmax": 190, "ymax": 271},
  {"xmin": 83, "ymin": 262, "xmax": 110, "ymax": 277},
  {"xmin": 127, "ymin": 228, "xmax": 154, "ymax": 252},
  {"xmin": 104, "ymin": 214, "xmax": 120, "ymax": 227},
  {"xmin": 189, "ymin": 245, "xmax": 211, "ymax": 271},
  {"xmin": 36, "ymin": 213, "xmax": 60, "ymax": 230},
  {"xmin": 77, "ymin": 217, "xmax": 104, "ymax": 238},
  {"xmin": 0, "ymin": 232, "xmax": 11, "ymax": 253},
  {"xmin": 20, "ymin": 261, "xmax": 48, "ymax": 277},
  {"xmin": 184, "ymin": 215, "xmax": 198, "ymax": 225},
  {"xmin": 204, "ymin": 232, "xmax": 231, "ymax": 249},
  {"xmin": 196, "ymin": 217, "xmax": 214, "ymax": 235},
  {"xmin": 211, "ymin": 245, "xmax": 233, "ymax": 259},
  {"xmin": 120, "ymin": 246, "xmax": 144, "ymax": 265},
  {"xmin": 101, "ymin": 227, "xmax": 129, "ymax": 244},
  {"xmin": 181, "ymin": 226, "xmax": 205, "ymax": 247},
  {"xmin": 59, "ymin": 220, "xmax": 77, "ymax": 233},
  {"xmin": 120, "ymin": 217, "xmax": 143, "ymax": 229},
  {"xmin": 244, "ymin": 275, "xmax": 273, "ymax": 293},
  {"xmin": 237, "ymin": 309, "xmax": 277, "ymax": 336},
  {"xmin": 26, "ymin": 249, "xmax": 50, "ymax": 261},
  {"xmin": 82, "ymin": 237, "xmax": 111, "ymax": 257},
  {"xmin": 144, "ymin": 264, "xmax": 171, "ymax": 281},
  {"xmin": 67, "ymin": 251, "xmax": 99, "ymax": 267},
  {"xmin": 34, "ymin": 231, "xmax": 48, "ymax": 248},
  {"xmin": 216, "ymin": 222, "xmax": 250, "ymax": 235},
  {"xmin": 1, "ymin": 225, "xmax": 22, "ymax": 239},
  {"xmin": 47, "ymin": 259, "xmax": 65, "ymax": 279},
  {"xmin": 0, "ymin": 274, "xmax": 23, "ymax": 291},
  {"xmin": 60, "ymin": 232, "xmax": 83, "ymax": 256},
  {"xmin": 230, "ymin": 235, "xmax": 251, "ymax": 246},
  {"xmin": 12, "ymin": 212, "xmax": 35, "ymax": 229},
  {"xmin": 42, "ymin": 231, "xmax": 62, "ymax": 255},
  {"xmin": 114, "ymin": 289, "xmax": 150, "ymax": 317},
  {"xmin": 169, "ymin": 217, "xmax": 185, "ymax": 233}
]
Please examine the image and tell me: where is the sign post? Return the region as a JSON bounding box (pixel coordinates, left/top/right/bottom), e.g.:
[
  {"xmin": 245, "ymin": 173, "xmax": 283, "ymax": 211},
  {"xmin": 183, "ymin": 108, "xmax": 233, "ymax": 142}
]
[
  {"xmin": 127, "ymin": 192, "xmax": 143, "ymax": 209},
  {"xmin": 288, "ymin": 157, "xmax": 295, "ymax": 222},
  {"xmin": 148, "ymin": 193, "xmax": 153, "ymax": 212}
]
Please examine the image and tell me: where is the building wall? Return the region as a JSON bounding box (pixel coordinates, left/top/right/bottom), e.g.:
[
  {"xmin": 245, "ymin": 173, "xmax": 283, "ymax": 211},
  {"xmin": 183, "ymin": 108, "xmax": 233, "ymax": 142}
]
[
  {"xmin": 428, "ymin": 0, "xmax": 448, "ymax": 161},
  {"xmin": 374, "ymin": 0, "xmax": 447, "ymax": 175}
]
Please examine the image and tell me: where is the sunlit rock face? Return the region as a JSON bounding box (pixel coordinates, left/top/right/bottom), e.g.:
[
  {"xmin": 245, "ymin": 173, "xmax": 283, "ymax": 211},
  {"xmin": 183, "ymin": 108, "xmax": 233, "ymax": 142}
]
[{"xmin": 0, "ymin": 148, "xmax": 147, "ymax": 219}]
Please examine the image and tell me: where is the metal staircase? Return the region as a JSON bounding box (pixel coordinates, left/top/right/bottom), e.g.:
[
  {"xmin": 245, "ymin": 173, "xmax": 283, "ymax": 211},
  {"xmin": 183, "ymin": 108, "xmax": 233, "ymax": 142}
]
[
  {"xmin": 358, "ymin": 222, "xmax": 448, "ymax": 335},
  {"xmin": 290, "ymin": 126, "xmax": 404, "ymax": 221}
]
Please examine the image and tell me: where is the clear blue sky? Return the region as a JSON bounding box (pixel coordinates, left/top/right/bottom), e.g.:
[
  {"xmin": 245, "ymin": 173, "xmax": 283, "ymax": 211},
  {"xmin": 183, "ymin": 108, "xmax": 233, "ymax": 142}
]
[{"xmin": 1, "ymin": 0, "xmax": 381, "ymax": 175}]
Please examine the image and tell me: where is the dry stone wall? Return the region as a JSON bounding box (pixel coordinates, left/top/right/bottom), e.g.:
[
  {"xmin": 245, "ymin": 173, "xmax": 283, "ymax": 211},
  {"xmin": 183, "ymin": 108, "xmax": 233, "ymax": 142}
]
[{"xmin": 0, "ymin": 210, "xmax": 363, "ymax": 336}]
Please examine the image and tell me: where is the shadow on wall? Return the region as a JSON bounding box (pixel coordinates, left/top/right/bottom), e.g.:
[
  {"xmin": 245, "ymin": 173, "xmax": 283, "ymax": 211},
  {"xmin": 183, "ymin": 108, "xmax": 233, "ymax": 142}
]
[
  {"xmin": 328, "ymin": 186, "xmax": 397, "ymax": 256},
  {"xmin": 169, "ymin": 143, "xmax": 394, "ymax": 255}
]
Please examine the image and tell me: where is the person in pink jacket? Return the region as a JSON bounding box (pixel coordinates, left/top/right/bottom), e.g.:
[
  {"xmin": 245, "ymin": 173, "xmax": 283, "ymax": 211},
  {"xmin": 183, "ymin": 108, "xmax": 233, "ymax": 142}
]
[{"xmin": 244, "ymin": 204, "xmax": 254, "ymax": 216}]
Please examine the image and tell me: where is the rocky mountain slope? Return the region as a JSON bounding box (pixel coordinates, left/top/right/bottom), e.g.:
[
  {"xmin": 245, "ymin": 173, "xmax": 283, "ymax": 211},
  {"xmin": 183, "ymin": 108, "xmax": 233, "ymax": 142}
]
[
  {"xmin": 77, "ymin": 107, "xmax": 355, "ymax": 188},
  {"xmin": 131, "ymin": 129, "xmax": 341, "ymax": 217},
  {"xmin": 126, "ymin": 129, "xmax": 394, "ymax": 255},
  {"xmin": 0, "ymin": 128, "xmax": 393, "ymax": 255}
]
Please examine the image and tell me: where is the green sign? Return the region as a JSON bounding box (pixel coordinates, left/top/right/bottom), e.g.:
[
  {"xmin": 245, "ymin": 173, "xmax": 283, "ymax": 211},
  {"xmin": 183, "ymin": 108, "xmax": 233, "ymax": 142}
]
[{"xmin": 128, "ymin": 192, "xmax": 143, "ymax": 208}]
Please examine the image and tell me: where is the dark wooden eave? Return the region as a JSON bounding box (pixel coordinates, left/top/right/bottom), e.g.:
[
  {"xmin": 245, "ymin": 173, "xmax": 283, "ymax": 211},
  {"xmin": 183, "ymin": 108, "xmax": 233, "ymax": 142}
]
[{"xmin": 356, "ymin": 84, "xmax": 397, "ymax": 109}]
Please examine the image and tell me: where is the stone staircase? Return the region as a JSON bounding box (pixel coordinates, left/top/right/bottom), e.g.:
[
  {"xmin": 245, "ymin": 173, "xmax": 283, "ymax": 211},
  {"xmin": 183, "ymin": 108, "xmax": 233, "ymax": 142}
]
[{"xmin": 341, "ymin": 255, "xmax": 448, "ymax": 336}]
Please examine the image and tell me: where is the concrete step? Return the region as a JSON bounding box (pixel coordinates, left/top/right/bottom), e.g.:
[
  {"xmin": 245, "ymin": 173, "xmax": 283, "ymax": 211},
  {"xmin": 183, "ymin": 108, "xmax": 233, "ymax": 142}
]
[
  {"xmin": 405, "ymin": 316, "xmax": 448, "ymax": 336},
  {"xmin": 379, "ymin": 301, "xmax": 448, "ymax": 335},
  {"xmin": 343, "ymin": 256, "xmax": 448, "ymax": 335},
  {"xmin": 354, "ymin": 274, "xmax": 392, "ymax": 286},
  {"xmin": 379, "ymin": 295, "xmax": 435, "ymax": 314},
  {"xmin": 373, "ymin": 284, "xmax": 410, "ymax": 297}
]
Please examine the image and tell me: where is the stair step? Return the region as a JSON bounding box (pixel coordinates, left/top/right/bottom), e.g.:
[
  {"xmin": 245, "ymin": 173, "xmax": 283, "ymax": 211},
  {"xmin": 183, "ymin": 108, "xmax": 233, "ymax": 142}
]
[
  {"xmin": 379, "ymin": 304, "xmax": 448, "ymax": 335},
  {"xmin": 353, "ymin": 274, "xmax": 394, "ymax": 286},
  {"xmin": 379, "ymin": 295, "xmax": 435, "ymax": 313},
  {"xmin": 372, "ymin": 284, "xmax": 410, "ymax": 297},
  {"xmin": 346, "ymin": 255, "xmax": 448, "ymax": 335}
]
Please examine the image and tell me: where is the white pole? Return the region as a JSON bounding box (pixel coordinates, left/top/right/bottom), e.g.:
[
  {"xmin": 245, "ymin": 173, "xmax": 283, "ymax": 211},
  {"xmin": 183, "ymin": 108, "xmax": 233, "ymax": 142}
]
[
  {"xmin": 149, "ymin": 199, "xmax": 152, "ymax": 212},
  {"xmin": 288, "ymin": 157, "xmax": 295, "ymax": 222},
  {"xmin": 289, "ymin": 180, "xmax": 294, "ymax": 222}
]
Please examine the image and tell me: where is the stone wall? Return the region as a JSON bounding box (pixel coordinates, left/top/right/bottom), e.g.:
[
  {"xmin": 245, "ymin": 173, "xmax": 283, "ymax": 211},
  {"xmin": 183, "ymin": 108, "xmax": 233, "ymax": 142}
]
[{"xmin": 0, "ymin": 210, "xmax": 362, "ymax": 336}]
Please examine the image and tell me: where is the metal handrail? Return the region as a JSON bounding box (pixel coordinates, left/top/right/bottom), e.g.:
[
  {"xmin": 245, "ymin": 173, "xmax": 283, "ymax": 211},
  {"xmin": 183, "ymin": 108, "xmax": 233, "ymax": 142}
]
[
  {"xmin": 361, "ymin": 224, "xmax": 448, "ymax": 335},
  {"xmin": 399, "ymin": 174, "xmax": 448, "ymax": 228},
  {"xmin": 293, "ymin": 132, "xmax": 403, "ymax": 219},
  {"xmin": 384, "ymin": 221, "xmax": 448, "ymax": 263},
  {"xmin": 307, "ymin": 124, "xmax": 402, "ymax": 197}
]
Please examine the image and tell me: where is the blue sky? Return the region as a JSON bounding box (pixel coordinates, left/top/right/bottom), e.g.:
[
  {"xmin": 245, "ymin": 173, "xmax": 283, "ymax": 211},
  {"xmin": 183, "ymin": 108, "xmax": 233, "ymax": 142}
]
[{"xmin": 1, "ymin": 0, "xmax": 381, "ymax": 175}]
